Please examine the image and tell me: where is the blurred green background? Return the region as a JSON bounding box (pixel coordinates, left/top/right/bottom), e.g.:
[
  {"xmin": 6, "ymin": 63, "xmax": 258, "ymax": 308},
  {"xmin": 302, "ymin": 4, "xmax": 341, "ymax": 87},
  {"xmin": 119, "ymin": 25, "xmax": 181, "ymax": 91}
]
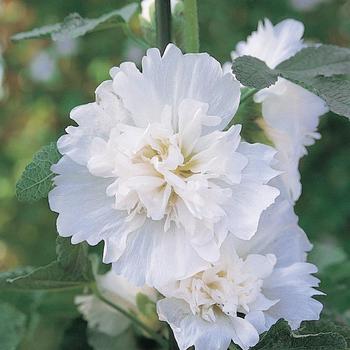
[{"xmin": 0, "ymin": 0, "xmax": 349, "ymax": 348}]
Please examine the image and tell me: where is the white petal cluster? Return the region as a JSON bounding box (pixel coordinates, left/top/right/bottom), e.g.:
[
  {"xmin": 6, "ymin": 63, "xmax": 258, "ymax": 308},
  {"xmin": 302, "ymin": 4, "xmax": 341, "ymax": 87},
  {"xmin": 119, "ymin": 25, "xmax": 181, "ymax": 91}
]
[
  {"xmin": 232, "ymin": 18, "xmax": 328, "ymax": 201},
  {"xmin": 49, "ymin": 31, "xmax": 324, "ymax": 349},
  {"xmin": 157, "ymin": 199, "xmax": 322, "ymax": 350},
  {"xmin": 49, "ymin": 44, "xmax": 279, "ymax": 287}
]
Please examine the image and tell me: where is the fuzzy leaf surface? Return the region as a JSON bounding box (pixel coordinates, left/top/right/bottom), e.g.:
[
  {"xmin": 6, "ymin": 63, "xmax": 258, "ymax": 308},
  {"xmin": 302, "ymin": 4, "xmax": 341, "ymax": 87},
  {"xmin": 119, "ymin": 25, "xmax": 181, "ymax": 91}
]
[{"xmin": 16, "ymin": 142, "xmax": 60, "ymax": 202}]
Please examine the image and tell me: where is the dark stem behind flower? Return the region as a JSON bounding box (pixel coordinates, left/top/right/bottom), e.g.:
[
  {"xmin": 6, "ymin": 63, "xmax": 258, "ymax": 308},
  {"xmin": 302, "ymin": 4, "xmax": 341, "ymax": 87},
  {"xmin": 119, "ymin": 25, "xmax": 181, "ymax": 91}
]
[
  {"xmin": 168, "ymin": 325, "xmax": 180, "ymax": 350},
  {"xmin": 155, "ymin": 0, "xmax": 172, "ymax": 53}
]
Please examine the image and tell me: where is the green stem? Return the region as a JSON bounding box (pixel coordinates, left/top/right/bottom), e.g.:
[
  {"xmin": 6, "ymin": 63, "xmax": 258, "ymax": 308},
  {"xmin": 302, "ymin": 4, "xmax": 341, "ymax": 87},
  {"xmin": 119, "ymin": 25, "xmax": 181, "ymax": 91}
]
[
  {"xmin": 240, "ymin": 88, "xmax": 257, "ymax": 105},
  {"xmin": 184, "ymin": 0, "xmax": 199, "ymax": 52},
  {"xmin": 155, "ymin": 0, "xmax": 172, "ymax": 53},
  {"xmin": 92, "ymin": 285, "xmax": 167, "ymax": 348}
]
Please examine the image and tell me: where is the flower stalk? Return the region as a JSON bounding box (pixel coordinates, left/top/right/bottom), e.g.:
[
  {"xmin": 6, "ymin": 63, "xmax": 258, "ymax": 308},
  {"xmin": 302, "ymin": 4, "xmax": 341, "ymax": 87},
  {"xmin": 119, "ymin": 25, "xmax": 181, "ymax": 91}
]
[
  {"xmin": 155, "ymin": 0, "xmax": 172, "ymax": 53},
  {"xmin": 184, "ymin": 0, "xmax": 199, "ymax": 52},
  {"xmin": 92, "ymin": 284, "xmax": 168, "ymax": 348},
  {"xmin": 240, "ymin": 88, "xmax": 258, "ymax": 105}
]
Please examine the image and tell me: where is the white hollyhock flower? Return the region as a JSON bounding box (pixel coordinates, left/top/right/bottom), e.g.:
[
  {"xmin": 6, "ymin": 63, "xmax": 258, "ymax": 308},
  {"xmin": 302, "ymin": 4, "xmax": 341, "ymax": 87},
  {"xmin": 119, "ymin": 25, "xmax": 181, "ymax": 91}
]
[
  {"xmin": 232, "ymin": 19, "xmax": 328, "ymax": 201},
  {"xmin": 75, "ymin": 270, "xmax": 158, "ymax": 336},
  {"xmin": 49, "ymin": 44, "xmax": 279, "ymax": 286},
  {"xmin": 157, "ymin": 199, "xmax": 322, "ymax": 350}
]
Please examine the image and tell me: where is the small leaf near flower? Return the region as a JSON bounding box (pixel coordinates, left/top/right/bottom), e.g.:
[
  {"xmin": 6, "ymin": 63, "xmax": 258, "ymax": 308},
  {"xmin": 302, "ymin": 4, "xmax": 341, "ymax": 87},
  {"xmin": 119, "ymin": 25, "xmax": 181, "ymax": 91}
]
[
  {"xmin": 232, "ymin": 55, "xmax": 280, "ymax": 89},
  {"xmin": 16, "ymin": 142, "xmax": 61, "ymax": 202},
  {"xmin": 5, "ymin": 237, "xmax": 94, "ymax": 291}
]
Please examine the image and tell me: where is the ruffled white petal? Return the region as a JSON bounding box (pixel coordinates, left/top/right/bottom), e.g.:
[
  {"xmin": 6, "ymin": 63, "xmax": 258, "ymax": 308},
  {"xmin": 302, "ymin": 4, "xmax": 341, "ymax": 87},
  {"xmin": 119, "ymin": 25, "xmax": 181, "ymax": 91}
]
[
  {"xmin": 232, "ymin": 198, "xmax": 312, "ymax": 267},
  {"xmin": 234, "ymin": 18, "xmax": 304, "ymax": 69},
  {"xmin": 157, "ymin": 298, "xmax": 259, "ymax": 350},
  {"xmin": 233, "ymin": 18, "xmax": 328, "ymax": 202},
  {"xmin": 256, "ymin": 79, "xmax": 328, "ymax": 201},
  {"xmin": 263, "ymin": 262, "xmax": 323, "ymax": 330},
  {"xmin": 57, "ymin": 81, "xmax": 127, "ymax": 166},
  {"xmin": 156, "ymin": 198, "xmax": 322, "ymax": 349},
  {"xmin": 112, "ymin": 221, "xmax": 210, "ymax": 287},
  {"xmin": 237, "ymin": 142, "xmax": 281, "ymax": 184},
  {"xmin": 225, "ymin": 183, "xmax": 279, "ymax": 240},
  {"xmin": 48, "ymin": 157, "xmax": 130, "ymax": 257},
  {"xmin": 112, "ymin": 44, "xmax": 241, "ymax": 131}
]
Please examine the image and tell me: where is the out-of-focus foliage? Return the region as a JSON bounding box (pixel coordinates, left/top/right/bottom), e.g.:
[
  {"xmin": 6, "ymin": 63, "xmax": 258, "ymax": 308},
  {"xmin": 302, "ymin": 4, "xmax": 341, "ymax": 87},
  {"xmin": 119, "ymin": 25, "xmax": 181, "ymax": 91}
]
[
  {"xmin": 0, "ymin": 0, "xmax": 349, "ymax": 349},
  {"xmin": 11, "ymin": 3, "xmax": 138, "ymax": 41}
]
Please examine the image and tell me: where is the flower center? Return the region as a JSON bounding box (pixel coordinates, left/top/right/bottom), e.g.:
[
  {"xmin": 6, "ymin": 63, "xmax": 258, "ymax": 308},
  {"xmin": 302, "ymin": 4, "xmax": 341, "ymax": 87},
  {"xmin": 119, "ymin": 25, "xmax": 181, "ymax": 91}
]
[
  {"xmin": 98, "ymin": 120, "xmax": 234, "ymax": 234},
  {"xmin": 174, "ymin": 253, "xmax": 277, "ymax": 322},
  {"xmin": 87, "ymin": 101, "xmax": 243, "ymax": 236}
]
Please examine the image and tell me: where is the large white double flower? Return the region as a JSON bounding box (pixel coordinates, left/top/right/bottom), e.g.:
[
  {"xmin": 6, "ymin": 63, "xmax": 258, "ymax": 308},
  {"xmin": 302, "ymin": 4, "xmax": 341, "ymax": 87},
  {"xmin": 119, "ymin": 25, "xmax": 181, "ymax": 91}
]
[
  {"xmin": 232, "ymin": 19, "xmax": 328, "ymax": 201},
  {"xmin": 49, "ymin": 44, "xmax": 279, "ymax": 286},
  {"xmin": 157, "ymin": 198, "xmax": 322, "ymax": 350}
]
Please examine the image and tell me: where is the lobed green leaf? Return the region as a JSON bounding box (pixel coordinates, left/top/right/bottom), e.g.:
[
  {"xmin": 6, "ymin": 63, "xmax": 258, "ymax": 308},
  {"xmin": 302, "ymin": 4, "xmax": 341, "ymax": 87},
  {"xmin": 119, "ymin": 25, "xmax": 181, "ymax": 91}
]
[
  {"xmin": 277, "ymin": 45, "xmax": 350, "ymax": 79},
  {"xmin": 0, "ymin": 267, "xmax": 35, "ymax": 289},
  {"xmin": 5, "ymin": 237, "xmax": 94, "ymax": 291},
  {"xmin": 232, "ymin": 55, "xmax": 280, "ymax": 89},
  {"xmin": 288, "ymin": 75, "xmax": 350, "ymax": 119},
  {"xmin": 16, "ymin": 142, "xmax": 60, "ymax": 202},
  {"xmin": 297, "ymin": 318, "xmax": 350, "ymax": 346},
  {"xmin": 11, "ymin": 3, "xmax": 138, "ymax": 41},
  {"xmin": 232, "ymin": 45, "xmax": 350, "ymax": 119},
  {"xmin": 252, "ymin": 320, "xmax": 347, "ymax": 350}
]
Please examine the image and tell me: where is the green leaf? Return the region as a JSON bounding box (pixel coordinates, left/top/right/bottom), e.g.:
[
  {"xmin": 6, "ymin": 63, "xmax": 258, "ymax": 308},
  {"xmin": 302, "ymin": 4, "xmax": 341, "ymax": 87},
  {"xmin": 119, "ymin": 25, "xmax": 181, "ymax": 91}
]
[
  {"xmin": 277, "ymin": 45, "xmax": 350, "ymax": 79},
  {"xmin": 298, "ymin": 318, "xmax": 350, "ymax": 346},
  {"xmin": 0, "ymin": 302, "xmax": 27, "ymax": 350},
  {"xmin": 232, "ymin": 45, "xmax": 350, "ymax": 119},
  {"xmin": 11, "ymin": 3, "xmax": 138, "ymax": 41},
  {"xmin": 252, "ymin": 320, "xmax": 347, "ymax": 350},
  {"xmin": 16, "ymin": 142, "xmax": 60, "ymax": 202},
  {"xmin": 288, "ymin": 75, "xmax": 350, "ymax": 119},
  {"xmin": 6, "ymin": 237, "xmax": 94, "ymax": 291},
  {"xmin": 232, "ymin": 56, "xmax": 280, "ymax": 89},
  {"xmin": 0, "ymin": 267, "xmax": 35, "ymax": 289}
]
